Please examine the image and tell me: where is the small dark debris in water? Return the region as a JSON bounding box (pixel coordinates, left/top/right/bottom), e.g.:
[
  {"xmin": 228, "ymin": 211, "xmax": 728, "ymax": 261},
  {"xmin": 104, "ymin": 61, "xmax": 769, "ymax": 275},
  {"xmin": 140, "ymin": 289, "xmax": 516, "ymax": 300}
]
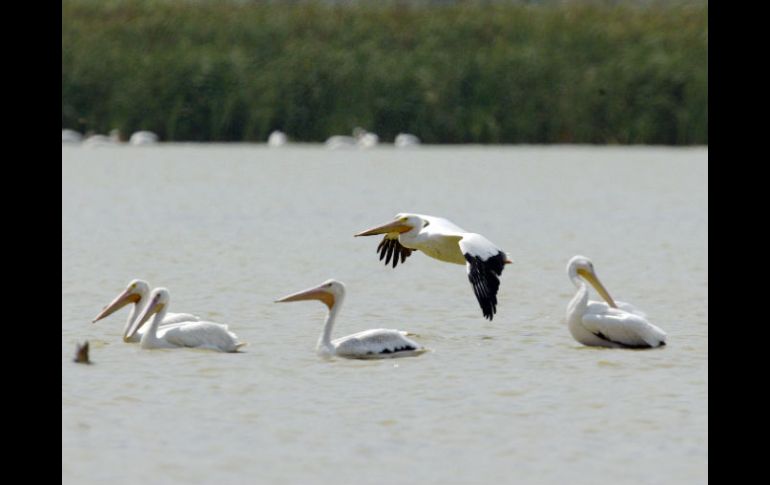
[{"xmin": 74, "ymin": 341, "xmax": 91, "ymax": 364}]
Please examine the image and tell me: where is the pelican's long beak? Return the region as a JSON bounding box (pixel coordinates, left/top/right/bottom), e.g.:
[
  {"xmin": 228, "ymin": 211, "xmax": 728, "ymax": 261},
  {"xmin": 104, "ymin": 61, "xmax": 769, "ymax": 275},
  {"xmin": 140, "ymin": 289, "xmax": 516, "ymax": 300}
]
[
  {"xmin": 354, "ymin": 219, "xmax": 412, "ymax": 237},
  {"xmin": 577, "ymin": 268, "xmax": 618, "ymax": 308},
  {"xmin": 126, "ymin": 301, "xmax": 164, "ymax": 340},
  {"xmin": 275, "ymin": 285, "xmax": 335, "ymax": 309},
  {"xmin": 92, "ymin": 289, "xmax": 140, "ymax": 323}
]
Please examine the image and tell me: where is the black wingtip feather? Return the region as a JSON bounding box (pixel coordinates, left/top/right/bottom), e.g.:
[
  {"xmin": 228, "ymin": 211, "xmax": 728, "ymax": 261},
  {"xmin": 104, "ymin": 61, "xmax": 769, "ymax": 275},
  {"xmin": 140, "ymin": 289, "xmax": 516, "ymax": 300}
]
[
  {"xmin": 464, "ymin": 251, "xmax": 508, "ymax": 321},
  {"xmin": 376, "ymin": 236, "xmax": 413, "ymax": 269}
]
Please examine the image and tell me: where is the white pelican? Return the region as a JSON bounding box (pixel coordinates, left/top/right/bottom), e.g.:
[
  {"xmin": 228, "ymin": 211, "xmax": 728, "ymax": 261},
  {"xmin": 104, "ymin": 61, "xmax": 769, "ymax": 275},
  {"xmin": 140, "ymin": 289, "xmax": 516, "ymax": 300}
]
[
  {"xmin": 394, "ymin": 133, "xmax": 420, "ymax": 148},
  {"xmin": 92, "ymin": 279, "xmax": 200, "ymax": 342},
  {"xmin": 129, "ymin": 130, "xmax": 159, "ymax": 145},
  {"xmin": 268, "ymin": 130, "xmax": 288, "ymax": 147},
  {"xmin": 83, "ymin": 129, "xmax": 121, "ymax": 147},
  {"xmin": 127, "ymin": 288, "xmax": 245, "ymax": 352},
  {"xmin": 325, "ymin": 127, "xmax": 378, "ymax": 149},
  {"xmin": 566, "ymin": 255, "xmax": 666, "ymax": 348},
  {"xmin": 62, "ymin": 129, "xmax": 83, "ymax": 144},
  {"xmin": 355, "ymin": 213, "xmax": 511, "ymax": 320},
  {"xmin": 275, "ymin": 279, "xmax": 426, "ymax": 359}
]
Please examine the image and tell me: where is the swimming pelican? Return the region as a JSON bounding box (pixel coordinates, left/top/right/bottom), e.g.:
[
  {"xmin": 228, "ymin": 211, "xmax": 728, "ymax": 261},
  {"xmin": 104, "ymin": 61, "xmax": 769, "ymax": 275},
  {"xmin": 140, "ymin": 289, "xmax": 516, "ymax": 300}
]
[
  {"xmin": 275, "ymin": 279, "xmax": 426, "ymax": 359},
  {"xmin": 129, "ymin": 131, "xmax": 159, "ymax": 145},
  {"xmin": 127, "ymin": 288, "xmax": 245, "ymax": 352},
  {"xmin": 83, "ymin": 129, "xmax": 121, "ymax": 147},
  {"xmin": 355, "ymin": 213, "xmax": 511, "ymax": 320},
  {"xmin": 394, "ymin": 133, "xmax": 420, "ymax": 148},
  {"xmin": 566, "ymin": 255, "xmax": 666, "ymax": 348},
  {"xmin": 268, "ymin": 130, "xmax": 288, "ymax": 147},
  {"xmin": 325, "ymin": 127, "xmax": 378, "ymax": 149},
  {"xmin": 92, "ymin": 279, "xmax": 200, "ymax": 342}
]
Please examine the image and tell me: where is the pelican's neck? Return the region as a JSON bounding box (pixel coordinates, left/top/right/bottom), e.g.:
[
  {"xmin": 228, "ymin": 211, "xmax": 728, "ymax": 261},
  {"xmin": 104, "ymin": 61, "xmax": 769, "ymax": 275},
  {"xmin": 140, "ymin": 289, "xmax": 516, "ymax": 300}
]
[
  {"xmin": 122, "ymin": 303, "xmax": 141, "ymax": 340},
  {"xmin": 398, "ymin": 222, "xmax": 424, "ymax": 248},
  {"xmin": 122, "ymin": 289, "xmax": 150, "ymax": 341},
  {"xmin": 141, "ymin": 304, "xmax": 168, "ymax": 346},
  {"xmin": 567, "ymin": 278, "xmax": 589, "ymax": 321},
  {"xmin": 317, "ymin": 294, "xmax": 344, "ymax": 356}
]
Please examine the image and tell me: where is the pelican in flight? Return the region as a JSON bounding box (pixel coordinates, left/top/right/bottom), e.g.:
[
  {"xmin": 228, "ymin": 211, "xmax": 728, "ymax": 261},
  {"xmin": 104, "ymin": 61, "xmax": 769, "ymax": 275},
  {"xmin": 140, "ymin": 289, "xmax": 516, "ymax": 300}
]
[
  {"xmin": 275, "ymin": 279, "xmax": 426, "ymax": 359},
  {"xmin": 127, "ymin": 288, "xmax": 245, "ymax": 352},
  {"xmin": 566, "ymin": 255, "xmax": 666, "ymax": 348},
  {"xmin": 92, "ymin": 279, "xmax": 200, "ymax": 342},
  {"xmin": 355, "ymin": 213, "xmax": 511, "ymax": 320}
]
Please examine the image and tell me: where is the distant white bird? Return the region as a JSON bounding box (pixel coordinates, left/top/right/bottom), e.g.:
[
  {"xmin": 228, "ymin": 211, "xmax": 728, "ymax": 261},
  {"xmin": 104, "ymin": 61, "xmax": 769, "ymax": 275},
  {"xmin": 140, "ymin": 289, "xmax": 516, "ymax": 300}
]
[
  {"xmin": 325, "ymin": 135, "xmax": 357, "ymax": 149},
  {"xmin": 325, "ymin": 127, "xmax": 378, "ymax": 149},
  {"xmin": 566, "ymin": 255, "xmax": 666, "ymax": 348},
  {"xmin": 127, "ymin": 288, "xmax": 246, "ymax": 352},
  {"xmin": 62, "ymin": 129, "xmax": 83, "ymax": 144},
  {"xmin": 394, "ymin": 133, "xmax": 420, "ymax": 148},
  {"xmin": 129, "ymin": 131, "xmax": 159, "ymax": 145},
  {"xmin": 276, "ymin": 279, "xmax": 426, "ymax": 359},
  {"xmin": 92, "ymin": 279, "xmax": 201, "ymax": 342},
  {"xmin": 355, "ymin": 213, "xmax": 511, "ymax": 320},
  {"xmin": 83, "ymin": 129, "xmax": 121, "ymax": 147},
  {"xmin": 268, "ymin": 130, "xmax": 288, "ymax": 147}
]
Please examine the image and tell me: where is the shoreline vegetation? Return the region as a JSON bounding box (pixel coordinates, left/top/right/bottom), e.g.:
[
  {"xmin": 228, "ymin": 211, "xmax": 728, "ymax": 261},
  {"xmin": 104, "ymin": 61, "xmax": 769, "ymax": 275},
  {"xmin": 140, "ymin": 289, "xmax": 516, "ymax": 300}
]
[{"xmin": 62, "ymin": 0, "xmax": 707, "ymax": 144}]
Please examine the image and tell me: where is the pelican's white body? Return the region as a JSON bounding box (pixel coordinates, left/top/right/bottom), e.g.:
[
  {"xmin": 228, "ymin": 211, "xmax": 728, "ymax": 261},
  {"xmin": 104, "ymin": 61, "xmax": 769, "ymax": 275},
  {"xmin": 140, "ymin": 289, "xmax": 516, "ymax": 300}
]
[
  {"xmin": 133, "ymin": 288, "xmax": 244, "ymax": 352},
  {"xmin": 62, "ymin": 129, "xmax": 83, "ymax": 143},
  {"xmin": 129, "ymin": 131, "xmax": 159, "ymax": 145},
  {"xmin": 394, "ymin": 133, "xmax": 420, "ymax": 148},
  {"xmin": 395, "ymin": 214, "xmax": 498, "ymax": 265},
  {"xmin": 268, "ymin": 130, "xmax": 287, "ymax": 147}
]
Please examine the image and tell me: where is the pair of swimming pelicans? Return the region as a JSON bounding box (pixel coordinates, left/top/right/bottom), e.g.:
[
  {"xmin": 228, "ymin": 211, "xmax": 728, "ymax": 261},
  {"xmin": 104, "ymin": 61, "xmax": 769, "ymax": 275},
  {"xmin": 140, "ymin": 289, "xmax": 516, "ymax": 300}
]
[{"xmin": 92, "ymin": 213, "xmax": 667, "ymax": 357}]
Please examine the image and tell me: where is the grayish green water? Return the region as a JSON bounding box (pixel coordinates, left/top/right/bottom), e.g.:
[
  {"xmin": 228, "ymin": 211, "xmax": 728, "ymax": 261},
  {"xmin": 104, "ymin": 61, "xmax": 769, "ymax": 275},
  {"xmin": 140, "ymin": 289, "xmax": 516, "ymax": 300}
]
[{"xmin": 62, "ymin": 145, "xmax": 708, "ymax": 484}]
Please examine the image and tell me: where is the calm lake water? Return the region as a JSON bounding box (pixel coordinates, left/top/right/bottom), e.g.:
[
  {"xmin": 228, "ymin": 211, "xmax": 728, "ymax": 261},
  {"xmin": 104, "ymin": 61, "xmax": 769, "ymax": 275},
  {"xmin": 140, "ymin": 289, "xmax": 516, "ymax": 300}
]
[{"xmin": 62, "ymin": 144, "xmax": 708, "ymax": 485}]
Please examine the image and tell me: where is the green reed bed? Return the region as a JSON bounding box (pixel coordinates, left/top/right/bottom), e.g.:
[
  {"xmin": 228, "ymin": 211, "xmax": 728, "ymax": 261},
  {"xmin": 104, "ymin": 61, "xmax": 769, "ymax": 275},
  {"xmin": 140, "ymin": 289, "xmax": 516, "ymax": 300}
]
[{"xmin": 62, "ymin": 1, "xmax": 708, "ymax": 144}]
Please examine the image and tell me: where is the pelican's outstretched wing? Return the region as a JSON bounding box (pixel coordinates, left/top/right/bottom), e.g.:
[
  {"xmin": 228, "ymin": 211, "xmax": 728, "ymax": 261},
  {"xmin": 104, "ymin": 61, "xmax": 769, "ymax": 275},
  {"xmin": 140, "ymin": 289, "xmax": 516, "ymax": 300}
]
[
  {"xmin": 377, "ymin": 235, "xmax": 414, "ymax": 268},
  {"xmin": 459, "ymin": 234, "xmax": 508, "ymax": 321}
]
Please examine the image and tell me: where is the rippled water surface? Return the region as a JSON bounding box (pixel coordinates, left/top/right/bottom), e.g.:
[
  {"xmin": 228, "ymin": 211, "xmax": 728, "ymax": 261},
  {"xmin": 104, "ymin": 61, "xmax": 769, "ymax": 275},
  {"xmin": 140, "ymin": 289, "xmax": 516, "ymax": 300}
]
[{"xmin": 62, "ymin": 145, "xmax": 708, "ymax": 484}]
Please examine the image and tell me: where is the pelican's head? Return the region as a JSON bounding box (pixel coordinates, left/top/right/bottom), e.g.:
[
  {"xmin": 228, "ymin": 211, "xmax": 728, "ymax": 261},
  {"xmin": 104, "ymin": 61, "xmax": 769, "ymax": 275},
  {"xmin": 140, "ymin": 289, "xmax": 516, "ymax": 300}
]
[
  {"xmin": 126, "ymin": 288, "xmax": 169, "ymax": 339},
  {"xmin": 567, "ymin": 255, "xmax": 617, "ymax": 308},
  {"xmin": 354, "ymin": 213, "xmax": 426, "ymax": 237},
  {"xmin": 92, "ymin": 279, "xmax": 150, "ymax": 323},
  {"xmin": 275, "ymin": 279, "xmax": 345, "ymax": 310}
]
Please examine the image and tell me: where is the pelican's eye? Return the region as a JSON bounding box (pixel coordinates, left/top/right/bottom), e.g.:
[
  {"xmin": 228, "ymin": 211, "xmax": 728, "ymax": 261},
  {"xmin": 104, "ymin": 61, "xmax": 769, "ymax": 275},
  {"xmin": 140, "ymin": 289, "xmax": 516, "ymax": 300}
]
[{"xmin": 422, "ymin": 220, "xmax": 430, "ymax": 228}]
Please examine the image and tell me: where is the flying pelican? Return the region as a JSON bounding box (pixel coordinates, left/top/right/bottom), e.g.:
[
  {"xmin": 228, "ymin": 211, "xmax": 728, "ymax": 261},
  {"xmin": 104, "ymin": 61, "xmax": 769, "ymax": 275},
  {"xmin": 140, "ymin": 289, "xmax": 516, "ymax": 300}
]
[
  {"xmin": 127, "ymin": 288, "xmax": 245, "ymax": 352},
  {"xmin": 355, "ymin": 213, "xmax": 511, "ymax": 320},
  {"xmin": 566, "ymin": 255, "xmax": 666, "ymax": 348},
  {"xmin": 92, "ymin": 279, "xmax": 200, "ymax": 342},
  {"xmin": 275, "ymin": 279, "xmax": 426, "ymax": 359},
  {"xmin": 129, "ymin": 131, "xmax": 159, "ymax": 145}
]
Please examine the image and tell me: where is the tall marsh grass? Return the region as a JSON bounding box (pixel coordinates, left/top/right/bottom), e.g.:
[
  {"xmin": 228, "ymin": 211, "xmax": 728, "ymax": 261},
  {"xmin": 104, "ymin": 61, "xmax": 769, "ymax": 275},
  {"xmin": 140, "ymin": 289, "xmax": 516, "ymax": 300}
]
[{"xmin": 62, "ymin": 1, "xmax": 708, "ymax": 144}]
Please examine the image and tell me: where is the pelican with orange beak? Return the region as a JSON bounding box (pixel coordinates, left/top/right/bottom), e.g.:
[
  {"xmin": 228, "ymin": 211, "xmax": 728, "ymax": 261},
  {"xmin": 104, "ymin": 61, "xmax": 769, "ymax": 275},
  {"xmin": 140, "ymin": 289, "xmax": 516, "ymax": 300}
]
[
  {"xmin": 126, "ymin": 288, "xmax": 245, "ymax": 352},
  {"xmin": 355, "ymin": 213, "xmax": 512, "ymax": 320},
  {"xmin": 92, "ymin": 279, "xmax": 200, "ymax": 342},
  {"xmin": 275, "ymin": 279, "xmax": 426, "ymax": 359},
  {"xmin": 566, "ymin": 255, "xmax": 666, "ymax": 348}
]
